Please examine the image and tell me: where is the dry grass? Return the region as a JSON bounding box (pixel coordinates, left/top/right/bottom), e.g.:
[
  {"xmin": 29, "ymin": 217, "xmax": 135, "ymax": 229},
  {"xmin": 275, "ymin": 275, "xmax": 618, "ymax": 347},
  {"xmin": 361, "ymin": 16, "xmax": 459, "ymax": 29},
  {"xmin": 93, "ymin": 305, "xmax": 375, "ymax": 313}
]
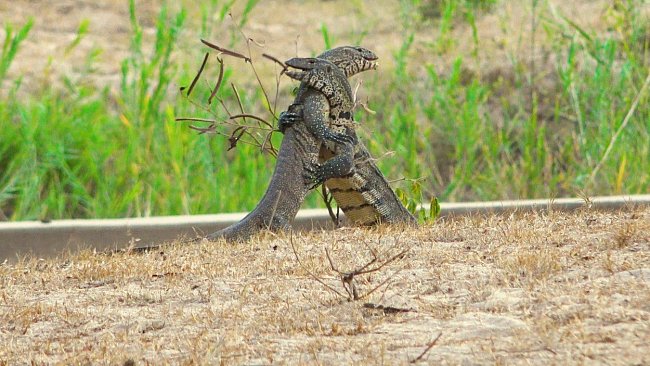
[{"xmin": 1, "ymin": 208, "xmax": 649, "ymax": 365}]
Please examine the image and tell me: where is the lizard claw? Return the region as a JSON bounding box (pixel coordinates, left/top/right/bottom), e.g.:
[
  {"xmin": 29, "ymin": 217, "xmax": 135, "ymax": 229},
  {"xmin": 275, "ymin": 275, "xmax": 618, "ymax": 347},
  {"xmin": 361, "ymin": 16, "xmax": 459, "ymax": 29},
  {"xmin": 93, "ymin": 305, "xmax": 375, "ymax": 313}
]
[
  {"xmin": 278, "ymin": 110, "xmax": 301, "ymax": 133},
  {"xmin": 303, "ymin": 163, "xmax": 325, "ymax": 190}
]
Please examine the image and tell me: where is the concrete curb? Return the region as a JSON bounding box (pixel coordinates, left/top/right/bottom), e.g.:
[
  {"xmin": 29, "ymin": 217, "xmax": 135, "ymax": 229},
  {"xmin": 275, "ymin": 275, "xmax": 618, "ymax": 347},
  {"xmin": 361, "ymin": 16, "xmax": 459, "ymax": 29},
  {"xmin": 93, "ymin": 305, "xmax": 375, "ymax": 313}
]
[{"xmin": 1, "ymin": 195, "xmax": 648, "ymax": 261}]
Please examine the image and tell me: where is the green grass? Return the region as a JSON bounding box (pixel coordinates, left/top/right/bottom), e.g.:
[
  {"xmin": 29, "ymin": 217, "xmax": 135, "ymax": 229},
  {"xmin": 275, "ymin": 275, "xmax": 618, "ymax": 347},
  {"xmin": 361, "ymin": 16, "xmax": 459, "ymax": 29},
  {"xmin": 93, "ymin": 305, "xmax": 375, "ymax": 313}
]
[
  {"xmin": 0, "ymin": 0, "xmax": 648, "ymax": 221},
  {"xmin": 368, "ymin": 0, "xmax": 649, "ymax": 202}
]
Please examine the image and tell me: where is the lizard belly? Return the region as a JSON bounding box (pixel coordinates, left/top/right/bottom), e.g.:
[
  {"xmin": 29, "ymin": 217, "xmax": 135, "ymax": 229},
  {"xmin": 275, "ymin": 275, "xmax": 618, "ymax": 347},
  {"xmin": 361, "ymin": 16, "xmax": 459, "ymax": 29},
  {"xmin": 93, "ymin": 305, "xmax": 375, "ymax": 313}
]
[{"xmin": 322, "ymin": 141, "xmax": 418, "ymax": 227}]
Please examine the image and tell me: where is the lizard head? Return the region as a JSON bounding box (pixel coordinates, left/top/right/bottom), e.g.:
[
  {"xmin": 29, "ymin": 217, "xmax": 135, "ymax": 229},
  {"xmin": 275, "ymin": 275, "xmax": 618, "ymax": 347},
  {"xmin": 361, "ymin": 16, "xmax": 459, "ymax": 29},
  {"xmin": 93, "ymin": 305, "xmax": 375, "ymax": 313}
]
[
  {"xmin": 284, "ymin": 57, "xmax": 326, "ymax": 71},
  {"xmin": 284, "ymin": 57, "xmax": 342, "ymax": 82},
  {"xmin": 317, "ymin": 46, "xmax": 379, "ymax": 77}
]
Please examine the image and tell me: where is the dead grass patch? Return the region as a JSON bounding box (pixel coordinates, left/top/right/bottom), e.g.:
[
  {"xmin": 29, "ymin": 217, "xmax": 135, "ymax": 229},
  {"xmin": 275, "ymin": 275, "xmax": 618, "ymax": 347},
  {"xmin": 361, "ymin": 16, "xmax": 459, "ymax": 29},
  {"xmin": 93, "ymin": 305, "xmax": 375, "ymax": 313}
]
[{"xmin": 1, "ymin": 208, "xmax": 649, "ymax": 364}]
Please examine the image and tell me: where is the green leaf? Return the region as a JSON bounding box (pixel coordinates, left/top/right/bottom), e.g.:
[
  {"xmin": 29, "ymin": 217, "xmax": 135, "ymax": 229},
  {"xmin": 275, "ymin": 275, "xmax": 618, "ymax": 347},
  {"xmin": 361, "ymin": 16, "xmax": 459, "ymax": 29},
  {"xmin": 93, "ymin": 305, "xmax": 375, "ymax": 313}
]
[{"xmin": 321, "ymin": 23, "xmax": 332, "ymax": 49}]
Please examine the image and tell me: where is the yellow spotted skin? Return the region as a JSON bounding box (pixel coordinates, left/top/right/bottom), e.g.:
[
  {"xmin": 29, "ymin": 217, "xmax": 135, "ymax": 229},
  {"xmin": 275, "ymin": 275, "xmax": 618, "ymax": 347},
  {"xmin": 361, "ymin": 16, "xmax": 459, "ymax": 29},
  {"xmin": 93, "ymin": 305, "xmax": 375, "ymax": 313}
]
[{"xmin": 320, "ymin": 140, "xmax": 416, "ymax": 226}]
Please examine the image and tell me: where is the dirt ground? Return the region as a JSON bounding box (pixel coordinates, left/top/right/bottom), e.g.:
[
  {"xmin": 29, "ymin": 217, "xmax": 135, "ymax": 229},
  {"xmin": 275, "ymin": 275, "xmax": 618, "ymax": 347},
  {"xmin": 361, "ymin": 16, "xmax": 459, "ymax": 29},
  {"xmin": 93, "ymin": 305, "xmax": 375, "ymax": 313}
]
[{"xmin": 1, "ymin": 207, "xmax": 649, "ymax": 365}]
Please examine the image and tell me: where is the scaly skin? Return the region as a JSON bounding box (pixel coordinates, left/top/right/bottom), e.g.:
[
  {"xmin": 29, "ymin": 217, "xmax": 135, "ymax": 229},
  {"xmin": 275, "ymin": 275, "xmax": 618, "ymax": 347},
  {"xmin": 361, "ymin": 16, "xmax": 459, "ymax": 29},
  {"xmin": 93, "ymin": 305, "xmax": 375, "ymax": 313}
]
[
  {"xmin": 284, "ymin": 57, "xmax": 358, "ymax": 189},
  {"xmin": 279, "ymin": 59, "xmax": 417, "ymax": 227},
  {"xmin": 284, "ymin": 57, "xmax": 355, "ymax": 148},
  {"xmin": 322, "ymin": 138, "xmax": 417, "ymax": 226},
  {"xmin": 206, "ymin": 46, "xmax": 379, "ymax": 242}
]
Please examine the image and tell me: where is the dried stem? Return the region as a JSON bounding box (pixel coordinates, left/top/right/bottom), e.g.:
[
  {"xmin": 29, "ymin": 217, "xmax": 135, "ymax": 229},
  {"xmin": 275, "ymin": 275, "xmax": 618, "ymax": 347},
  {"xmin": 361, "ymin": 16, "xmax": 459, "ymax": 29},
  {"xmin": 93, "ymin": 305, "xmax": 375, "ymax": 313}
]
[
  {"xmin": 324, "ymin": 238, "xmax": 412, "ymax": 301},
  {"xmin": 289, "ymin": 234, "xmax": 347, "ymax": 299},
  {"xmin": 230, "ymin": 114, "xmax": 274, "ymax": 129},
  {"xmin": 208, "ymin": 57, "xmax": 224, "ymax": 105},
  {"xmin": 262, "ymin": 53, "xmax": 287, "ymax": 72},
  {"xmin": 262, "ymin": 52, "xmax": 287, "ymax": 116},
  {"xmin": 322, "ymin": 185, "xmax": 340, "ymax": 226},
  {"xmin": 184, "ymin": 52, "xmax": 209, "ymax": 97},
  {"xmin": 200, "ymin": 39, "xmax": 250, "ymax": 62},
  {"xmin": 410, "ymin": 333, "xmax": 443, "ymax": 363}
]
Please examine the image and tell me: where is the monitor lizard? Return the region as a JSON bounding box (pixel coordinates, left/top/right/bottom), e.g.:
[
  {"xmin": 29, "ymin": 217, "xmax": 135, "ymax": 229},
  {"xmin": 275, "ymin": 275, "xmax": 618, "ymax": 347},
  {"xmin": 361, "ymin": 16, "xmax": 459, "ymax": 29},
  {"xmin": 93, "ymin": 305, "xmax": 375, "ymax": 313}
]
[
  {"xmin": 279, "ymin": 58, "xmax": 417, "ymax": 227},
  {"xmin": 206, "ymin": 46, "xmax": 380, "ymax": 242},
  {"xmin": 283, "ymin": 57, "xmax": 357, "ymax": 190}
]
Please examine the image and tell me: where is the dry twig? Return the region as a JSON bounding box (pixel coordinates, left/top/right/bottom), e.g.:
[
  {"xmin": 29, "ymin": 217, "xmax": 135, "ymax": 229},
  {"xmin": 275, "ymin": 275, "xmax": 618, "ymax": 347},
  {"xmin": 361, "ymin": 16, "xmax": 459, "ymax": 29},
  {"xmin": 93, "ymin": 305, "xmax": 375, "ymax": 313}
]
[
  {"xmin": 182, "ymin": 52, "xmax": 208, "ymax": 97},
  {"xmin": 207, "ymin": 57, "xmax": 224, "ymax": 105},
  {"xmin": 321, "ymin": 185, "xmax": 340, "ymax": 227},
  {"xmin": 324, "ymin": 238, "xmax": 411, "ymax": 301},
  {"xmin": 200, "ymin": 39, "xmax": 250, "ymax": 62},
  {"xmin": 289, "ymin": 234, "xmax": 348, "ymax": 299},
  {"xmin": 180, "ymin": 35, "xmax": 289, "ymax": 157},
  {"xmin": 410, "ymin": 333, "xmax": 443, "ymax": 363}
]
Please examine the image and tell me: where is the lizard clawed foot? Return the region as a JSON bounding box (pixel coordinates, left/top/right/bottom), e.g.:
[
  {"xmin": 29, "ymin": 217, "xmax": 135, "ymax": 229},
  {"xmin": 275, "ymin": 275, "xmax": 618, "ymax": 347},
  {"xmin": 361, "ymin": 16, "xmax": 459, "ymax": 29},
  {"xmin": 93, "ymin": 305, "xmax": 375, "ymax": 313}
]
[
  {"xmin": 278, "ymin": 110, "xmax": 301, "ymax": 133},
  {"xmin": 303, "ymin": 163, "xmax": 326, "ymax": 190}
]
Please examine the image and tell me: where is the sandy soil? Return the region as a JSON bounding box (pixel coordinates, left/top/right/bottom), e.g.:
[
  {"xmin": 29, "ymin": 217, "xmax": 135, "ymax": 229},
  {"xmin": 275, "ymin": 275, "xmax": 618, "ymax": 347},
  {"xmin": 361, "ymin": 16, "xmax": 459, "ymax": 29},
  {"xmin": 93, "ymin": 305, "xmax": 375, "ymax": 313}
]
[{"xmin": 1, "ymin": 207, "xmax": 649, "ymax": 364}]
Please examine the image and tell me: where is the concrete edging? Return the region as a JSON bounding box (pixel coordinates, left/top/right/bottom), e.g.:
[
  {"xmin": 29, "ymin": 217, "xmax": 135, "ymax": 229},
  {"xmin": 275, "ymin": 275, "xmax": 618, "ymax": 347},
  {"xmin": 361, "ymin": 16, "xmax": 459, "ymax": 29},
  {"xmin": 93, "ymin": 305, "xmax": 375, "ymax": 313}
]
[{"xmin": 1, "ymin": 195, "xmax": 648, "ymax": 261}]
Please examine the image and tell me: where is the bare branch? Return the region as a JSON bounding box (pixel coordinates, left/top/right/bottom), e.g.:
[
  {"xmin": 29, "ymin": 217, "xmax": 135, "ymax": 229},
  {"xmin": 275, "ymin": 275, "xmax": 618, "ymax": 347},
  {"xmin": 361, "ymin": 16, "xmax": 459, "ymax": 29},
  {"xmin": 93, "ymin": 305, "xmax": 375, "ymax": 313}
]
[
  {"xmin": 248, "ymin": 55, "xmax": 275, "ymax": 118},
  {"xmin": 231, "ymin": 83, "xmax": 246, "ymax": 117},
  {"xmin": 294, "ymin": 35, "xmax": 300, "ymax": 57},
  {"xmin": 359, "ymin": 101, "xmax": 377, "ymax": 115},
  {"xmin": 188, "ymin": 124, "xmax": 217, "ymax": 135},
  {"xmin": 263, "ymin": 52, "xmax": 288, "ymax": 115},
  {"xmin": 321, "ymin": 185, "xmax": 340, "ymax": 226},
  {"xmin": 175, "ymin": 117, "xmax": 217, "ymax": 123},
  {"xmin": 262, "ymin": 53, "xmax": 288, "ymax": 72},
  {"xmin": 248, "ymin": 37, "xmax": 265, "ymax": 48},
  {"xmin": 355, "ymin": 247, "xmax": 410, "ymax": 276},
  {"xmin": 219, "ymin": 98, "xmax": 233, "ymax": 117},
  {"xmin": 350, "ymin": 252, "xmax": 379, "ymax": 275},
  {"xmin": 358, "ymin": 260, "xmax": 407, "ymax": 300},
  {"xmin": 177, "ymin": 117, "xmax": 272, "ymax": 132},
  {"xmin": 230, "ymin": 113, "xmax": 274, "ymax": 129},
  {"xmin": 325, "ymin": 247, "xmax": 342, "ymax": 275},
  {"xmin": 208, "ymin": 57, "xmax": 225, "ymax": 105},
  {"xmin": 183, "ymin": 52, "xmax": 209, "ymax": 97},
  {"xmin": 180, "ymin": 21, "xmax": 289, "ymax": 159},
  {"xmin": 260, "ymin": 130, "xmax": 278, "ymax": 158},
  {"xmin": 200, "ymin": 39, "xmax": 251, "ymax": 62},
  {"xmin": 410, "ymin": 333, "xmax": 443, "ymax": 363},
  {"xmin": 289, "ymin": 234, "xmax": 347, "ymax": 299}
]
